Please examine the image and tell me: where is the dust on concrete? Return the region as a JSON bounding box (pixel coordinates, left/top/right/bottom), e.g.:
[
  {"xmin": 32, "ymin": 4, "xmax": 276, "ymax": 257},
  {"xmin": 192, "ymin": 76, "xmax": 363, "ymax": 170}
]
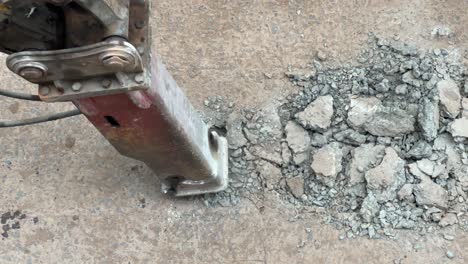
[{"xmin": 203, "ymin": 35, "xmax": 468, "ymax": 240}]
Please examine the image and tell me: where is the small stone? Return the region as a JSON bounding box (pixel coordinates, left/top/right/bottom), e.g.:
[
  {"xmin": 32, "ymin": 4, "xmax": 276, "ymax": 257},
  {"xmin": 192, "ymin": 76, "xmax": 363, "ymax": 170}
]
[
  {"xmin": 287, "ymin": 177, "xmax": 305, "ymax": 198},
  {"xmin": 438, "ymin": 79, "xmax": 462, "ymax": 118},
  {"xmin": 439, "ymin": 213, "xmax": 458, "ymax": 227},
  {"xmin": 418, "ymin": 98, "xmax": 440, "ymax": 141},
  {"xmin": 432, "ymin": 164, "xmax": 446, "ymax": 178},
  {"xmin": 311, "ymin": 142, "xmax": 343, "ymax": 187},
  {"xmin": 360, "ymin": 192, "xmax": 380, "ymax": 223},
  {"xmin": 348, "ymin": 144, "xmax": 386, "ymax": 185},
  {"xmin": 258, "ymin": 161, "xmax": 283, "ymax": 190},
  {"xmin": 414, "ymin": 176, "xmax": 449, "ymax": 209},
  {"xmin": 347, "ymin": 96, "xmax": 381, "ymax": 130},
  {"xmin": 446, "ymin": 250, "xmax": 455, "ymax": 259},
  {"xmin": 285, "ymin": 121, "xmax": 311, "ymax": 154},
  {"xmin": 398, "ymin": 184, "xmax": 414, "ymax": 201},
  {"xmin": 317, "ymin": 49, "xmax": 328, "ymax": 61},
  {"xmin": 462, "ymin": 98, "xmax": 468, "ymax": 110},
  {"xmin": 462, "ymin": 99, "xmax": 468, "ymax": 118},
  {"xmin": 449, "ymin": 118, "xmax": 468, "ymax": 138},
  {"xmin": 375, "ymin": 79, "xmax": 390, "ymax": 93},
  {"xmin": 402, "ymin": 71, "xmax": 422, "ymax": 87},
  {"xmin": 434, "ymin": 134, "xmax": 463, "ymax": 174},
  {"xmin": 395, "ymin": 219, "xmax": 416, "ymax": 229},
  {"xmin": 395, "ymin": 84, "xmax": 408, "ymax": 95},
  {"xmin": 250, "ymin": 143, "xmax": 283, "ymax": 165},
  {"xmin": 443, "ymin": 234, "xmax": 455, "ymax": 241},
  {"xmin": 406, "ymin": 141, "xmax": 433, "ymax": 159},
  {"xmin": 417, "ymin": 159, "xmax": 435, "ymax": 176},
  {"xmin": 333, "ymin": 129, "xmax": 367, "ymax": 146},
  {"xmin": 365, "ymin": 147, "xmax": 406, "ymax": 201},
  {"xmin": 310, "ymin": 133, "xmax": 328, "ymax": 147},
  {"xmin": 226, "ymin": 112, "xmax": 248, "ymax": 149},
  {"xmin": 281, "ymin": 142, "xmax": 292, "ymax": 165},
  {"xmin": 364, "ymin": 106, "xmax": 416, "ymax": 137},
  {"xmin": 293, "ymin": 152, "xmax": 308, "ymax": 165},
  {"xmin": 295, "ymin": 95, "xmax": 334, "ymax": 131}
]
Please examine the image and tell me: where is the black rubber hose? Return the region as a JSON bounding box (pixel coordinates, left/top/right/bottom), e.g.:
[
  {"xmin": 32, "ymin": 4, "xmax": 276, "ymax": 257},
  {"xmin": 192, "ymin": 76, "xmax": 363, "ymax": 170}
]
[
  {"xmin": 0, "ymin": 109, "xmax": 82, "ymax": 128},
  {"xmin": 0, "ymin": 89, "xmax": 41, "ymax": 101}
]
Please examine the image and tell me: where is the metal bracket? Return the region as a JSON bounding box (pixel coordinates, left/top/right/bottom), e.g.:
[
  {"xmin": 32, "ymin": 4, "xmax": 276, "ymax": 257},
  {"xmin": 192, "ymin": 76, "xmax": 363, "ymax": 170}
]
[
  {"xmin": 7, "ymin": 39, "xmax": 143, "ymax": 83},
  {"xmin": 37, "ymin": 71, "xmax": 148, "ymax": 102}
]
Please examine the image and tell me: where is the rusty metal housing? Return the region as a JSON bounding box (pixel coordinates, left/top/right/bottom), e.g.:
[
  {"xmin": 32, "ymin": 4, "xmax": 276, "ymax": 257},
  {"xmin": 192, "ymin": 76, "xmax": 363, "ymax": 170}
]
[{"xmin": 0, "ymin": 0, "xmax": 229, "ymax": 196}]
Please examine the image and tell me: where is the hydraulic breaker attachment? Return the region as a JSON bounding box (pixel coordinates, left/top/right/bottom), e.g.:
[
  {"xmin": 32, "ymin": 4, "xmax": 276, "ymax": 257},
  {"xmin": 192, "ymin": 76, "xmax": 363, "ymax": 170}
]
[{"xmin": 0, "ymin": 0, "xmax": 229, "ymax": 196}]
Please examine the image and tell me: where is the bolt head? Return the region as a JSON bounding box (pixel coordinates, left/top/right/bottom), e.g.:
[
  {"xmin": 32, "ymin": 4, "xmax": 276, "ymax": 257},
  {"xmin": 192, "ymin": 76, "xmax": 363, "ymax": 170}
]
[
  {"xmin": 39, "ymin": 86, "xmax": 50, "ymax": 96},
  {"xmin": 135, "ymin": 20, "xmax": 146, "ymax": 29},
  {"xmin": 72, "ymin": 82, "xmax": 82, "ymax": 92},
  {"xmin": 101, "ymin": 79, "xmax": 112, "ymax": 88},
  {"xmin": 19, "ymin": 67, "xmax": 44, "ymax": 80},
  {"xmin": 134, "ymin": 74, "xmax": 145, "ymax": 84}
]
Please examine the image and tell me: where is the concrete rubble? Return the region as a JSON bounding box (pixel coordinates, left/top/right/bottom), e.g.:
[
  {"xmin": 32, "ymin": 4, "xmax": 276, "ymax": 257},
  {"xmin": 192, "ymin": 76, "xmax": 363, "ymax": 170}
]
[
  {"xmin": 296, "ymin": 95, "xmax": 334, "ymax": 131},
  {"xmin": 311, "ymin": 142, "xmax": 343, "ymax": 187},
  {"xmin": 204, "ymin": 35, "xmax": 468, "ymax": 239}
]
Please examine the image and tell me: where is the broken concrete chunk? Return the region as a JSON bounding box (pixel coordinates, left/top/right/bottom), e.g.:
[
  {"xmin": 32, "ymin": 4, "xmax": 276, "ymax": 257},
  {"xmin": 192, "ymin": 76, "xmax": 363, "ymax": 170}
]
[
  {"xmin": 365, "ymin": 147, "xmax": 406, "ymax": 201},
  {"xmin": 402, "ymin": 71, "xmax": 422, "ymax": 87},
  {"xmin": 360, "ymin": 192, "xmax": 380, "ymax": 223},
  {"xmin": 438, "ymin": 79, "xmax": 461, "ymax": 118},
  {"xmin": 258, "ymin": 161, "xmax": 283, "ymax": 191},
  {"xmin": 439, "ymin": 213, "xmax": 458, "ymax": 227},
  {"xmin": 243, "ymin": 104, "xmax": 283, "ymax": 144},
  {"xmin": 226, "ymin": 112, "xmax": 248, "ymax": 149},
  {"xmin": 293, "ymin": 152, "xmax": 308, "ymax": 165},
  {"xmin": 398, "ymin": 184, "xmax": 414, "ymax": 202},
  {"xmin": 405, "ymin": 141, "xmax": 433, "ymax": 159},
  {"xmin": 408, "ymin": 163, "xmax": 427, "ymax": 180},
  {"xmin": 414, "ymin": 176, "xmax": 448, "ymax": 209},
  {"xmin": 395, "ymin": 84, "xmax": 408, "ymax": 95},
  {"xmin": 348, "ymin": 144, "xmax": 386, "ymax": 186},
  {"xmin": 295, "ymin": 95, "xmax": 334, "ymax": 131},
  {"xmin": 285, "ymin": 121, "xmax": 311, "ymax": 154},
  {"xmin": 433, "ymin": 134, "xmax": 463, "ymax": 179},
  {"xmin": 432, "ymin": 164, "xmax": 446, "ymax": 178},
  {"xmin": 333, "ymin": 129, "xmax": 367, "ymax": 146},
  {"xmin": 347, "ymin": 96, "xmax": 416, "ymax": 137},
  {"xmin": 418, "ymin": 98, "xmax": 440, "ymax": 141},
  {"xmin": 249, "ymin": 142, "xmax": 283, "ymax": 165},
  {"xmin": 311, "ymin": 142, "xmax": 343, "ymax": 187},
  {"xmin": 449, "ymin": 118, "xmax": 468, "ymax": 138},
  {"xmin": 310, "ymin": 133, "xmax": 328, "ymax": 147},
  {"xmin": 364, "ymin": 106, "xmax": 416, "ymax": 137},
  {"xmin": 462, "ymin": 98, "xmax": 468, "ymax": 110},
  {"xmin": 347, "ymin": 96, "xmax": 381, "ymax": 129},
  {"xmin": 255, "ymin": 103, "xmax": 283, "ymax": 140},
  {"xmin": 287, "ymin": 176, "xmax": 305, "ymax": 198},
  {"xmin": 281, "ymin": 142, "xmax": 292, "ymax": 165},
  {"xmin": 417, "ymin": 159, "xmax": 436, "ymax": 176}
]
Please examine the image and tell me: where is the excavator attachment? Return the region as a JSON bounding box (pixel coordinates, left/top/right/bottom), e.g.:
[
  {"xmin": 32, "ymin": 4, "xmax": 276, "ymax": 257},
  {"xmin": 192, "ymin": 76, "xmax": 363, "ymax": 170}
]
[{"xmin": 0, "ymin": 0, "xmax": 229, "ymax": 196}]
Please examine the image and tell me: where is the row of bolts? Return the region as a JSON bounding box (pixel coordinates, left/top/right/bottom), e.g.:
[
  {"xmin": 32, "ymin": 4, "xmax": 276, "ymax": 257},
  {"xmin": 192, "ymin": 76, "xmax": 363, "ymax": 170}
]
[{"xmin": 37, "ymin": 72, "xmax": 146, "ymax": 96}]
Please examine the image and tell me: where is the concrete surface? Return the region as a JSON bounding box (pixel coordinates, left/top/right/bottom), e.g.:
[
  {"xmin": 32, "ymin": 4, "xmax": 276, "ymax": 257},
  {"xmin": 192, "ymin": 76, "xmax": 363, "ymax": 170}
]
[{"xmin": 0, "ymin": 0, "xmax": 467, "ymax": 263}]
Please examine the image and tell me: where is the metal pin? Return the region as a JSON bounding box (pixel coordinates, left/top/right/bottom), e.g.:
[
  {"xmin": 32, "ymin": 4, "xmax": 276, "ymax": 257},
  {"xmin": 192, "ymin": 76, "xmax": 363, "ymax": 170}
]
[{"xmin": 72, "ymin": 82, "xmax": 82, "ymax": 92}]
